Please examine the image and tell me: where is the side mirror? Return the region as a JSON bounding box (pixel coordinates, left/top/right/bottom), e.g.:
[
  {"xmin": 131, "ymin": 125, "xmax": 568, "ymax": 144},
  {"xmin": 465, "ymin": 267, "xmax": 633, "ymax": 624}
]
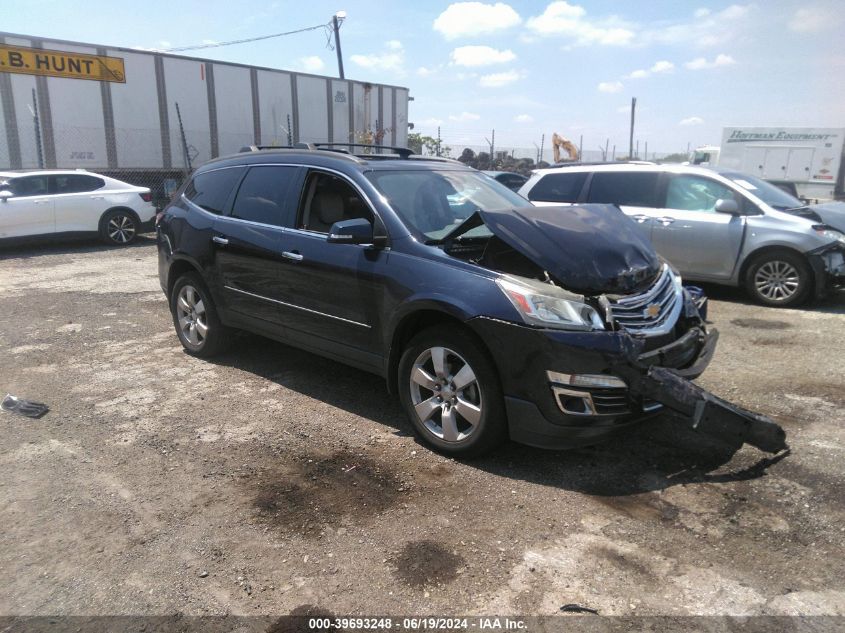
[
  {"xmin": 715, "ymin": 198, "xmax": 740, "ymax": 214},
  {"xmin": 327, "ymin": 217, "xmax": 375, "ymax": 245},
  {"xmin": 0, "ymin": 190, "xmax": 12, "ymax": 203}
]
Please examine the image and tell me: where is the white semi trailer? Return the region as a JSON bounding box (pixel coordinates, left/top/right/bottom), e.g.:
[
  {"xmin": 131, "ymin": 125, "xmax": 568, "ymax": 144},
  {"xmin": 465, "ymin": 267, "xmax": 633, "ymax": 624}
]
[
  {"xmin": 692, "ymin": 127, "xmax": 845, "ymax": 202},
  {"xmin": 0, "ymin": 32, "xmax": 410, "ymax": 200}
]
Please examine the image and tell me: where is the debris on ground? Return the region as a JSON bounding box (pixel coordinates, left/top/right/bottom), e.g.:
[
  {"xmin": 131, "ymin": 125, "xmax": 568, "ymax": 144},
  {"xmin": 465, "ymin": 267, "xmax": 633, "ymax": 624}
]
[{"xmin": 1, "ymin": 394, "xmax": 49, "ymax": 419}]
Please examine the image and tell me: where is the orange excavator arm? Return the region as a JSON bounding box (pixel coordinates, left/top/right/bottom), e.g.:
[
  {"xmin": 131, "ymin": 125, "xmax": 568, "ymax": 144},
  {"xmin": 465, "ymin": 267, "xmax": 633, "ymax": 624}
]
[{"xmin": 552, "ymin": 132, "xmax": 579, "ymax": 162}]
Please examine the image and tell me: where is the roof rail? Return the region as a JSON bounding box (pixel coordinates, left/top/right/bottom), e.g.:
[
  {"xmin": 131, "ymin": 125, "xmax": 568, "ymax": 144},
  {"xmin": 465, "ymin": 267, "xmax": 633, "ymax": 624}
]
[
  {"xmin": 544, "ymin": 160, "xmax": 657, "ymax": 168},
  {"xmin": 313, "ymin": 143, "xmax": 415, "ymax": 158}
]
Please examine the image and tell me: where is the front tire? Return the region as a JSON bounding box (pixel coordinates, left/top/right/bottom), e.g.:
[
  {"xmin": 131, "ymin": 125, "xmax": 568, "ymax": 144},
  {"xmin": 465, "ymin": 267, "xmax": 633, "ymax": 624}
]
[
  {"xmin": 99, "ymin": 209, "xmax": 139, "ymax": 246},
  {"xmin": 170, "ymin": 273, "xmax": 231, "ymax": 357},
  {"xmin": 745, "ymin": 250, "xmax": 812, "ymax": 307},
  {"xmin": 398, "ymin": 326, "xmax": 507, "ymax": 457}
]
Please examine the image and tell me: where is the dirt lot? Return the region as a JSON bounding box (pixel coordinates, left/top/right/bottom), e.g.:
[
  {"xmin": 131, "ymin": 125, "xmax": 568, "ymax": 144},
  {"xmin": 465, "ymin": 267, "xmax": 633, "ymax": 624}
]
[{"xmin": 0, "ymin": 237, "xmax": 844, "ymax": 620}]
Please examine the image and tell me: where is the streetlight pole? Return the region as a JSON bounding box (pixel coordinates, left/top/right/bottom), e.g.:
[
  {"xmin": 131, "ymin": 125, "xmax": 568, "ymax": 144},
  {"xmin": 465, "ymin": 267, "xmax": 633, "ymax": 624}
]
[{"xmin": 333, "ymin": 12, "xmax": 346, "ymax": 79}]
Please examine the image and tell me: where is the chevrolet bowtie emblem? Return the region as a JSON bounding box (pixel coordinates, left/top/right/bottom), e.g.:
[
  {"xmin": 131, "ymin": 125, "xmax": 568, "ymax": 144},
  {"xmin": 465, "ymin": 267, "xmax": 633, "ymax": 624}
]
[{"xmin": 644, "ymin": 303, "xmax": 661, "ymax": 319}]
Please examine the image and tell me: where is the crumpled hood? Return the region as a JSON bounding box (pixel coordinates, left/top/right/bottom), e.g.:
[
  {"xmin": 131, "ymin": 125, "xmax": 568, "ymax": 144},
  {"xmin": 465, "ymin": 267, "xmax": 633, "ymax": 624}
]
[
  {"xmin": 479, "ymin": 204, "xmax": 662, "ymax": 295},
  {"xmin": 809, "ymin": 201, "xmax": 845, "ymax": 233}
]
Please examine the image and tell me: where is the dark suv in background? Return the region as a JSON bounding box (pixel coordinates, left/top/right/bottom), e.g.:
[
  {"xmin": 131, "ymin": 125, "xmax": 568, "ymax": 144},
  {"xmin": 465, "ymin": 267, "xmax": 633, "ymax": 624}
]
[{"xmin": 156, "ymin": 145, "xmax": 785, "ymax": 456}]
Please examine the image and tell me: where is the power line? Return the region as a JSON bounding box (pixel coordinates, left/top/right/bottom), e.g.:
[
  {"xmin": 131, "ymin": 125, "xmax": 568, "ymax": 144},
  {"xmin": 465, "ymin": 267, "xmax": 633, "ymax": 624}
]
[{"xmin": 162, "ymin": 22, "xmax": 331, "ymax": 53}]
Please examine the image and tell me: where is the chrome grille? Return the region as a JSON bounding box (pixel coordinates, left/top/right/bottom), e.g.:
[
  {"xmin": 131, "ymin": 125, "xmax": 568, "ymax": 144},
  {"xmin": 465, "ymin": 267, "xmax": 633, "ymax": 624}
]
[{"xmin": 609, "ymin": 265, "xmax": 682, "ymax": 336}]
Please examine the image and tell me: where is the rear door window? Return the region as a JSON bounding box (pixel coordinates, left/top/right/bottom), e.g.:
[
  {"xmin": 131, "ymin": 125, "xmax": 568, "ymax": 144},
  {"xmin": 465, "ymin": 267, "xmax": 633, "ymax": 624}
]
[
  {"xmin": 229, "ymin": 165, "xmax": 300, "ymax": 226},
  {"xmin": 586, "ymin": 172, "xmax": 659, "ymax": 207},
  {"xmin": 527, "ymin": 172, "xmax": 587, "ymax": 202},
  {"xmin": 53, "ymin": 174, "xmax": 105, "ymax": 194},
  {"xmin": 184, "ymin": 167, "xmax": 244, "ymax": 215}
]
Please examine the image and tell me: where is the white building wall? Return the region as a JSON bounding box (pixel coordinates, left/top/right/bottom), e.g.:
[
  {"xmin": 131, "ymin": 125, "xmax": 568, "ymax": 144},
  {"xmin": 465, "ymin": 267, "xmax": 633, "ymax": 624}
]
[
  {"xmin": 163, "ymin": 56, "xmax": 211, "ymax": 168},
  {"xmin": 296, "ymin": 75, "xmax": 328, "ymax": 144}
]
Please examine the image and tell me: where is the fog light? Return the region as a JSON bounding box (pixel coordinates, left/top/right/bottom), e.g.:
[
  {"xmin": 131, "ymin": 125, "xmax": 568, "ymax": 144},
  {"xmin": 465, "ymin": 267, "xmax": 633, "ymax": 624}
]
[{"xmin": 546, "ymin": 371, "xmax": 626, "ymax": 389}]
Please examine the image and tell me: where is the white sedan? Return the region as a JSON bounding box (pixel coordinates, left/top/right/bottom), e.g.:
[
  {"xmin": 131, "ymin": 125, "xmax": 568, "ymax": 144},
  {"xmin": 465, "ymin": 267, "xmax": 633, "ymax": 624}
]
[{"xmin": 0, "ymin": 170, "xmax": 156, "ymax": 245}]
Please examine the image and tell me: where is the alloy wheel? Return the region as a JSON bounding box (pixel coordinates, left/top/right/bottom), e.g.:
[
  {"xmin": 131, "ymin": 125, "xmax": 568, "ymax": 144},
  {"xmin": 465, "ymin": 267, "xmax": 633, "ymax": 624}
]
[
  {"xmin": 107, "ymin": 214, "xmax": 136, "ymax": 244},
  {"xmin": 176, "ymin": 285, "xmax": 208, "ymax": 347},
  {"xmin": 408, "ymin": 346, "xmax": 482, "ymax": 443},
  {"xmin": 754, "ymin": 260, "xmax": 800, "ymax": 302}
]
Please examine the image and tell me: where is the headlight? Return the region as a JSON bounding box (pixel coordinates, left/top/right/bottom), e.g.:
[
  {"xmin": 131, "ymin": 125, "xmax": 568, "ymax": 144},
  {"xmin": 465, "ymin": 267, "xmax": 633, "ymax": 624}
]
[
  {"xmin": 812, "ymin": 225, "xmax": 845, "ymax": 245},
  {"xmin": 496, "ymin": 277, "xmax": 605, "ymax": 331}
]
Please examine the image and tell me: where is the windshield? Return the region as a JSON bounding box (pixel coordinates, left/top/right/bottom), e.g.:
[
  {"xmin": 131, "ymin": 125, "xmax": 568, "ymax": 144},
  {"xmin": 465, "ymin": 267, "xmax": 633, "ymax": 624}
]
[
  {"xmin": 719, "ymin": 171, "xmax": 803, "ymax": 209},
  {"xmin": 366, "ymin": 169, "xmax": 527, "ymax": 240}
]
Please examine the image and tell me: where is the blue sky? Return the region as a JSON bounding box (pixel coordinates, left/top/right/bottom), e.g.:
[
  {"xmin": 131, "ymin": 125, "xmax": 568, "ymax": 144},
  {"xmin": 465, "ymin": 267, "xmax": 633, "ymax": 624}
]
[{"xmin": 2, "ymin": 0, "xmax": 843, "ymax": 155}]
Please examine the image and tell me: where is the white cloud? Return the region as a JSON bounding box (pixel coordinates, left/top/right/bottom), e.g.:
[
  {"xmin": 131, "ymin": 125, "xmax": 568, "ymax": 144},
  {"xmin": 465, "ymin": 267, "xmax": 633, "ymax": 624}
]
[
  {"xmin": 650, "ymin": 60, "xmax": 674, "ymax": 73},
  {"xmin": 299, "ymin": 56, "xmax": 325, "ymax": 72},
  {"xmin": 598, "ymin": 80, "xmax": 624, "ymax": 93},
  {"xmin": 479, "ymin": 69, "xmax": 522, "ymax": 87},
  {"xmin": 526, "ymin": 1, "xmax": 635, "ymax": 46},
  {"xmin": 514, "ymin": 114, "xmax": 534, "ymax": 123},
  {"xmin": 627, "ymin": 60, "xmax": 674, "ymax": 79},
  {"xmin": 450, "ymin": 45, "xmax": 516, "ymax": 67},
  {"xmin": 788, "ymin": 6, "xmax": 840, "ymax": 33},
  {"xmin": 417, "ymin": 66, "xmax": 437, "ymax": 76},
  {"xmin": 418, "ymin": 117, "xmax": 444, "ymax": 126},
  {"xmin": 449, "ymin": 112, "xmax": 481, "ymax": 121},
  {"xmin": 433, "ymin": 2, "xmax": 522, "ymax": 39},
  {"xmin": 350, "ymin": 41, "xmax": 405, "ymax": 73},
  {"xmin": 680, "ymin": 116, "xmax": 705, "ymax": 126},
  {"xmin": 685, "ymin": 53, "xmax": 736, "ymax": 70},
  {"xmin": 643, "ymin": 4, "xmax": 753, "ymax": 48}
]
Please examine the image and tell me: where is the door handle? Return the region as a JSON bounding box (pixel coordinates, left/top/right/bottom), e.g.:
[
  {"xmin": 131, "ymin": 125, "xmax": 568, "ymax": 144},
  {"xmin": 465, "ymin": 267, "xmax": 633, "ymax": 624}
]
[
  {"xmin": 656, "ymin": 216, "xmax": 675, "ymax": 225},
  {"xmin": 631, "ymin": 214, "xmax": 650, "ymax": 224},
  {"xmin": 90, "ymin": 196, "xmax": 105, "ymax": 200},
  {"xmin": 282, "ymin": 250, "xmax": 304, "ymax": 262},
  {"xmin": 212, "ymin": 236, "xmax": 229, "ymax": 245},
  {"xmin": 34, "ymin": 199, "xmax": 50, "ymax": 205}
]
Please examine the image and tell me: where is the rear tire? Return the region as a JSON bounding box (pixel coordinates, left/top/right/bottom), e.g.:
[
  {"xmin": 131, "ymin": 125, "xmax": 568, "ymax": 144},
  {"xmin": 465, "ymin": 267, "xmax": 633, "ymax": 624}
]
[
  {"xmin": 170, "ymin": 273, "xmax": 232, "ymax": 357},
  {"xmin": 744, "ymin": 250, "xmax": 812, "ymax": 307},
  {"xmin": 99, "ymin": 209, "xmax": 139, "ymax": 246},
  {"xmin": 398, "ymin": 325, "xmax": 507, "ymax": 457}
]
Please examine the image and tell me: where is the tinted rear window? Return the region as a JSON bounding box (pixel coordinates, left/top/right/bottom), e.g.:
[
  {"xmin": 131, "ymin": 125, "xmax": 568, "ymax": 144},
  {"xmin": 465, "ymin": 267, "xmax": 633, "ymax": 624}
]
[
  {"xmin": 586, "ymin": 172, "xmax": 659, "ymax": 207},
  {"xmin": 527, "ymin": 172, "xmax": 587, "ymax": 202},
  {"xmin": 230, "ymin": 166, "xmax": 298, "ymax": 226},
  {"xmin": 54, "ymin": 174, "xmax": 104, "ymax": 194},
  {"xmin": 184, "ymin": 168, "xmax": 244, "ymax": 214}
]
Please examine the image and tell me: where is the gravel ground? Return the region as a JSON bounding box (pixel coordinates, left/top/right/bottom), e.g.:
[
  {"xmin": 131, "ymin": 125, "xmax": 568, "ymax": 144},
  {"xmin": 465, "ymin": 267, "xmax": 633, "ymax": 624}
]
[{"xmin": 0, "ymin": 237, "xmax": 843, "ymax": 620}]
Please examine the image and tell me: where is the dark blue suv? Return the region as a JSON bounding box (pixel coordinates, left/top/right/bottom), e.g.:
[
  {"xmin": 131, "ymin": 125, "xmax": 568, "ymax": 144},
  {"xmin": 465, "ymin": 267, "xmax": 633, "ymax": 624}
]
[{"xmin": 157, "ymin": 145, "xmax": 786, "ymax": 457}]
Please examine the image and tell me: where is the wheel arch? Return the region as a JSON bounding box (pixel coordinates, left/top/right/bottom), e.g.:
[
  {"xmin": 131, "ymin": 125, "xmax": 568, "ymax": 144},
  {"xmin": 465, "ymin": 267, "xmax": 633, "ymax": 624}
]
[
  {"xmin": 166, "ymin": 257, "xmax": 204, "ymax": 300},
  {"xmin": 385, "ymin": 306, "xmax": 493, "ymax": 395},
  {"xmin": 99, "ymin": 206, "xmax": 141, "ymax": 229},
  {"xmin": 739, "ymin": 245, "xmax": 814, "ymax": 291}
]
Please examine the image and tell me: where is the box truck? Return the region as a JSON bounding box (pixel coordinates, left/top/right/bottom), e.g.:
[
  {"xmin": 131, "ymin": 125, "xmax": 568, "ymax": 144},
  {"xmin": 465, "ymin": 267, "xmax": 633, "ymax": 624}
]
[{"xmin": 692, "ymin": 127, "xmax": 845, "ymax": 201}]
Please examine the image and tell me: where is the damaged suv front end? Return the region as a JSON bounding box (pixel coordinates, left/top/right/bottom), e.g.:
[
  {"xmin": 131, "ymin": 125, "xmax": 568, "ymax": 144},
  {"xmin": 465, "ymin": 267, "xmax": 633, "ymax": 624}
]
[{"xmin": 369, "ymin": 168, "xmax": 786, "ymax": 455}]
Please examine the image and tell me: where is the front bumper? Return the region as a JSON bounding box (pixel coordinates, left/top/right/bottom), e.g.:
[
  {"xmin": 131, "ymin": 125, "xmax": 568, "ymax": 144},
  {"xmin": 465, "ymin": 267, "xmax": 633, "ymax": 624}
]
[
  {"xmin": 808, "ymin": 242, "xmax": 845, "ymax": 297},
  {"xmin": 470, "ymin": 316, "xmax": 786, "ymax": 453}
]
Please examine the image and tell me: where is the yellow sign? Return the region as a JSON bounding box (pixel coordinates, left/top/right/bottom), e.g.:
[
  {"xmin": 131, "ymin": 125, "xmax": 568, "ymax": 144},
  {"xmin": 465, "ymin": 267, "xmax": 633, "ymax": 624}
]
[{"xmin": 0, "ymin": 44, "xmax": 125, "ymax": 83}]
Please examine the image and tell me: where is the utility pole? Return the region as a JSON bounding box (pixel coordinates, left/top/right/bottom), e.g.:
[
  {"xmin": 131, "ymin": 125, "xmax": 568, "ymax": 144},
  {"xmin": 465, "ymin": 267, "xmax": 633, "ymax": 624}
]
[
  {"xmin": 629, "ymin": 97, "xmax": 636, "ymax": 159},
  {"xmin": 436, "ymin": 126, "xmax": 441, "ymax": 157},
  {"xmin": 539, "ymin": 133, "xmax": 545, "ymax": 164},
  {"xmin": 579, "ymin": 135, "xmax": 583, "ymax": 162},
  {"xmin": 644, "ymin": 141, "xmax": 648, "ymax": 161},
  {"xmin": 604, "ymin": 138, "xmax": 609, "ymax": 162},
  {"xmin": 333, "ymin": 11, "xmax": 346, "ymax": 79}
]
